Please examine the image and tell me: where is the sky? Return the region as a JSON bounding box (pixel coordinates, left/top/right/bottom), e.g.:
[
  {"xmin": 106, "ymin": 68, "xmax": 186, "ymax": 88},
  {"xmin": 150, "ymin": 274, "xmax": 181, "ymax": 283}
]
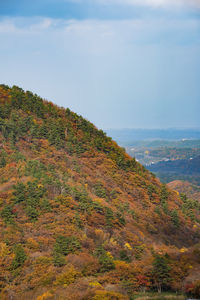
[{"xmin": 0, "ymin": 0, "xmax": 200, "ymax": 129}]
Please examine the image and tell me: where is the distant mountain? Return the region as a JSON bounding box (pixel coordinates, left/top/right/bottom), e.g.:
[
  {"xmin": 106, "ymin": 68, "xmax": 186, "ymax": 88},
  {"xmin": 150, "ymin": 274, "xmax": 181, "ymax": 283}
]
[
  {"xmin": 147, "ymin": 155, "xmax": 200, "ymax": 186},
  {"xmin": 106, "ymin": 128, "xmax": 200, "ymax": 146},
  {"xmin": 0, "ymin": 85, "xmax": 200, "ymax": 299},
  {"xmin": 148, "ymin": 156, "xmax": 200, "ymax": 176},
  {"xmin": 167, "ymin": 180, "xmax": 200, "ymax": 202}
]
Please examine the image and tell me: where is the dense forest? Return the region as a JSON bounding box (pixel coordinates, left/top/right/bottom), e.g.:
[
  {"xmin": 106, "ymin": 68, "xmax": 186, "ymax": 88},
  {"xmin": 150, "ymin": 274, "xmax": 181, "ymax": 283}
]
[{"xmin": 0, "ymin": 85, "xmax": 200, "ymax": 300}]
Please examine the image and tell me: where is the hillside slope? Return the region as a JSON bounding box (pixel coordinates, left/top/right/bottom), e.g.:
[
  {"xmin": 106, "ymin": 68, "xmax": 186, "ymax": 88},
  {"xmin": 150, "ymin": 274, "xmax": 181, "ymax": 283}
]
[
  {"xmin": 0, "ymin": 85, "xmax": 200, "ymax": 300},
  {"xmin": 167, "ymin": 180, "xmax": 200, "ymax": 202}
]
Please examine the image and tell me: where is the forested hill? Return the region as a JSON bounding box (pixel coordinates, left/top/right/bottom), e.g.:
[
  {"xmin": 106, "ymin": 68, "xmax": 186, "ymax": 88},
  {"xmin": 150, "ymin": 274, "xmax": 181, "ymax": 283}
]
[
  {"xmin": 148, "ymin": 156, "xmax": 200, "ymax": 176},
  {"xmin": 147, "ymin": 156, "xmax": 200, "ymax": 185},
  {"xmin": 0, "ymin": 85, "xmax": 200, "ymax": 300},
  {"xmin": 167, "ymin": 180, "xmax": 200, "ymax": 202}
]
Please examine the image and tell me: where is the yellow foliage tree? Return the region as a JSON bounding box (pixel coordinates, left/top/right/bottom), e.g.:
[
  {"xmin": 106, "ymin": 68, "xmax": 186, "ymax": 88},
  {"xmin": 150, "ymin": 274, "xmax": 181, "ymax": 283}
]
[{"xmin": 53, "ymin": 265, "xmax": 81, "ymax": 286}]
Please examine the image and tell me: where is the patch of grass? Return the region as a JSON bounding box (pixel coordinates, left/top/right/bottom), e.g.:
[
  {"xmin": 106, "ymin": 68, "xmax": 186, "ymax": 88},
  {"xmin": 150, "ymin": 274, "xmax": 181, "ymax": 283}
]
[{"xmin": 132, "ymin": 292, "xmax": 186, "ymax": 300}]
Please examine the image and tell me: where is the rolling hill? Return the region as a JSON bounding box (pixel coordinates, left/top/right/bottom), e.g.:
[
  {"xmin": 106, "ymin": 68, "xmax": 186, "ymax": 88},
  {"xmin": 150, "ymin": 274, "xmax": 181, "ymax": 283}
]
[
  {"xmin": 167, "ymin": 180, "xmax": 200, "ymax": 203},
  {"xmin": 148, "ymin": 156, "xmax": 200, "ymax": 175},
  {"xmin": 147, "ymin": 156, "xmax": 200, "ymax": 185},
  {"xmin": 0, "ymin": 85, "xmax": 200, "ymax": 300}
]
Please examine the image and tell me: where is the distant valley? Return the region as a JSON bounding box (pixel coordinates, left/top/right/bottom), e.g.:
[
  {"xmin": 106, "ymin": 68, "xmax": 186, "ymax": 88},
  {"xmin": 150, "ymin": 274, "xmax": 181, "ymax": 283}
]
[
  {"xmin": 148, "ymin": 155, "xmax": 200, "ymax": 186},
  {"xmin": 126, "ymin": 144, "xmax": 200, "ymax": 166},
  {"xmin": 107, "ymin": 128, "xmax": 200, "ymax": 200}
]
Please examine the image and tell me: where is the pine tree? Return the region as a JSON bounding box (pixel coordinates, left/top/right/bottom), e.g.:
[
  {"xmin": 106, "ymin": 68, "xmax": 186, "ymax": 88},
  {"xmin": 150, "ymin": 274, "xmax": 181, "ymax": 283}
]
[{"xmin": 152, "ymin": 254, "xmax": 171, "ymax": 293}]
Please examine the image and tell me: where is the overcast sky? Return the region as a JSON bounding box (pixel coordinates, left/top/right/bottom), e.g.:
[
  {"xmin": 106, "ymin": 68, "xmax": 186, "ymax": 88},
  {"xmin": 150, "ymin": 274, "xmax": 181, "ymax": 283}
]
[{"xmin": 0, "ymin": 0, "xmax": 200, "ymax": 129}]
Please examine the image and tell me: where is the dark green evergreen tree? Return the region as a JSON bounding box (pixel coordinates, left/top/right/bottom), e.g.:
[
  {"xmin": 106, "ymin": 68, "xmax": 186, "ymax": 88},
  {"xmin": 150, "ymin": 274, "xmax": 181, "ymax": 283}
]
[
  {"xmin": 12, "ymin": 244, "xmax": 27, "ymax": 269},
  {"xmin": 152, "ymin": 254, "xmax": 171, "ymax": 293}
]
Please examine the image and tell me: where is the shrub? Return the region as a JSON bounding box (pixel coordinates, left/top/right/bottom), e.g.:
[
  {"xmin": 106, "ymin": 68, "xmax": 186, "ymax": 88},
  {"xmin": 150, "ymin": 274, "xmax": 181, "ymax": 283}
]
[
  {"xmin": 74, "ymin": 213, "xmax": 83, "ymax": 229},
  {"xmin": 40, "ymin": 198, "xmax": 51, "ymax": 212},
  {"xmin": 12, "ymin": 182, "xmax": 26, "ymax": 203},
  {"xmin": 99, "ymin": 253, "xmax": 115, "ymax": 273},
  {"xmin": 154, "ymin": 206, "xmax": 161, "ymax": 216},
  {"xmin": 53, "ymin": 252, "xmax": 66, "ymax": 267},
  {"xmin": 116, "ymin": 212, "xmax": 126, "ymax": 226},
  {"xmin": 119, "ymin": 250, "xmax": 131, "ymax": 262},
  {"xmin": 54, "ymin": 235, "xmax": 81, "ymax": 256},
  {"xmin": 105, "ymin": 207, "xmax": 114, "ymax": 227},
  {"xmin": 93, "ymin": 290, "xmax": 128, "ymax": 300},
  {"xmin": 0, "ymin": 156, "xmax": 6, "ymax": 168},
  {"xmin": 93, "ymin": 183, "xmax": 107, "ymax": 198},
  {"xmin": 53, "ymin": 265, "xmax": 81, "ymax": 286},
  {"xmin": 26, "ymin": 206, "xmax": 39, "ymax": 221},
  {"xmin": 25, "ymin": 160, "xmax": 46, "ymax": 179},
  {"xmin": 186, "ymin": 280, "xmax": 200, "ymax": 298},
  {"xmin": 12, "ymin": 244, "xmax": 27, "ymax": 269},
  {"xmin": 160, "ymin": 184, "xmax": 169, "ymax": 202},
  {"xmin": 192, "ymin": 280, "xmax": 200, "ymax": 298},
  {"xmin": 170, "ymin": 209, "xmax": 180, "ymax": 228},
  {"xmin": 1, "ymin": 205, "xmax": 15, "ymax": 224}
]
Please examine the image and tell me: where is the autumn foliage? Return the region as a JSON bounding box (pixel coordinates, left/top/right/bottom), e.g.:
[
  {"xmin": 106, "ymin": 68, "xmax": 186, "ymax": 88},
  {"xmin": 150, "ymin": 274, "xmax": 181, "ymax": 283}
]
[{"xmin": 0, "ymin": 85, "xmax": 199, "ymax": 299}]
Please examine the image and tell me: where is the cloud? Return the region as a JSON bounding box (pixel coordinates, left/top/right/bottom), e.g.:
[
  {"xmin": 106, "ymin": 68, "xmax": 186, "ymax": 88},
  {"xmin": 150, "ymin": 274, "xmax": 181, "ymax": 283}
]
[
  {"xmin": 0, "ymin": 15, "xmax": 199, "ymax": 129},
  {"xmin": 0, "ymin": 16, "xmax": 199, "ymax": 44},
  {"xmin": 107, "ymin": 0, "xmax": 200, "ymax": 8},
  {"xmin": 132, "ymin": 0, "xmax": 200, "ymax": 8},
  {"xmin": 65, "ymin": 0, "xmax": 200, "ymax": 9},
  {"xmin": 0, "ymin": 17, "xmax": 59, "ymax": 34}
]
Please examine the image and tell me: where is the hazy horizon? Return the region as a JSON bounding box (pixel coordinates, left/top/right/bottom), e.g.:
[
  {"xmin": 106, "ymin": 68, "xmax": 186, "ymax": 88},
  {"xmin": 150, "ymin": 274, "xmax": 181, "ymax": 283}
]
[{"xmin": 105, "ymin": 127, "xmax": 200, "ymax": 130}]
